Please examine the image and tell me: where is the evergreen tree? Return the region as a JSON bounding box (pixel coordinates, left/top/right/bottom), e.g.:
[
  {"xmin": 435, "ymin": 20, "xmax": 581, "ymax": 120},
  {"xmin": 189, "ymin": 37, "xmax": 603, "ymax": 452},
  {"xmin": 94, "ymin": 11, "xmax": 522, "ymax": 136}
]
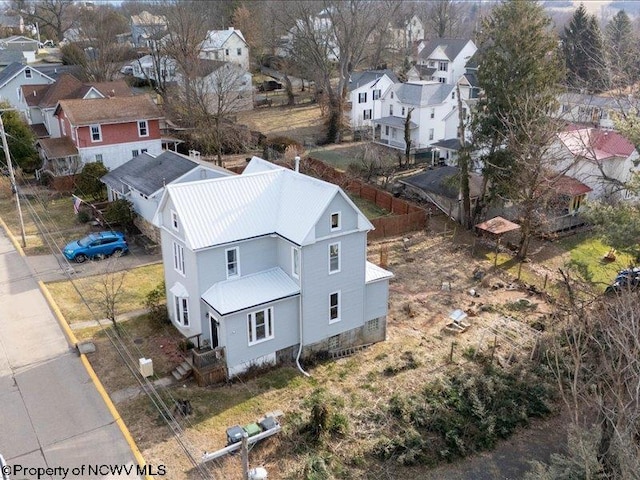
[
  {"xmin": 561, "ymin": 3, "xmax": 608, "ymax": 92},
  {"xmin": 0, "ymin": 103, "xmax": 39, "ymax": 173},
  {"xmin": 605, "ymin": 10, "xmax": 637, "ymax": 87}
]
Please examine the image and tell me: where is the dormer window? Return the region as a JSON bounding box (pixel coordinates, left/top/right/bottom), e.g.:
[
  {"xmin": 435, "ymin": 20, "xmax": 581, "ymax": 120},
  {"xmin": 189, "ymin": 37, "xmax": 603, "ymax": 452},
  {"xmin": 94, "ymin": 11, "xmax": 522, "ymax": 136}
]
[
  {"xmin": 171, "ymin": 210, "xmax": 179, "ymax": 231},
  {"xmin": 24, "ymin": 68, "xmax": 31, "ymax": 78},
  {"xmin": 331, "ymin": 212, "xmax": 341, "ymax": 231}
]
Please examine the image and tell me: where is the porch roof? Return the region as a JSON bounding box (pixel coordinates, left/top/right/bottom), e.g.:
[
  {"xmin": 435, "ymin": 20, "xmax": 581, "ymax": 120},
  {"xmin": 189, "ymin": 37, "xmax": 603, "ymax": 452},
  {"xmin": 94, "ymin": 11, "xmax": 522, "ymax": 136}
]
[
  {"xmin": 551, "ymin": 175, "xmax": 592, "ymax": 196},
  {"xmin": 202, "ymin": 267, "xmax": 300, "ymax": 316},
  {"xmin": 366, "ymin": 261, "xmax": 394, "ymax": 283},
  {"xmin": 37, "ymin": 136, "xmax": 78, "ymax": 159},
  {"xmin": 373, "ymin": 116, "xmax": 418, "ymax": 129}
]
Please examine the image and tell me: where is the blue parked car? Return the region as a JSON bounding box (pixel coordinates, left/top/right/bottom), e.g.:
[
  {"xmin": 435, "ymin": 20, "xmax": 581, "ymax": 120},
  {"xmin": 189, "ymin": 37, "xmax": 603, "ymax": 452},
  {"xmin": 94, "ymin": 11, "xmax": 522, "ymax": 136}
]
[{"xmin": 63, "ymin": 231, "xmax": 128, "ymax": 263}]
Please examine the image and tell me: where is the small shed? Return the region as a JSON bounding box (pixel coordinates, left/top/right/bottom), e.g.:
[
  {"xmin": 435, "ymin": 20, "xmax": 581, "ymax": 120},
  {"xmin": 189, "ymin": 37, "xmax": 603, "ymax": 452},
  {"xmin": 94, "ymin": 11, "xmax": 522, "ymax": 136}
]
[{"xmin": 474, "ymin": 216, "xmax": 520, "ymax": 265}]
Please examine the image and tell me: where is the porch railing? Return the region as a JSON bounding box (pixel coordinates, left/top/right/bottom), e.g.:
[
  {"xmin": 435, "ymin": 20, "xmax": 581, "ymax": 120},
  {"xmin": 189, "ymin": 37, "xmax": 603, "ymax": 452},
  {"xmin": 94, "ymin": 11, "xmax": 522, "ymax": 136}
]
[{"xmin": 191, "ymin": 346, "xmax": 225, "ymax": 370}]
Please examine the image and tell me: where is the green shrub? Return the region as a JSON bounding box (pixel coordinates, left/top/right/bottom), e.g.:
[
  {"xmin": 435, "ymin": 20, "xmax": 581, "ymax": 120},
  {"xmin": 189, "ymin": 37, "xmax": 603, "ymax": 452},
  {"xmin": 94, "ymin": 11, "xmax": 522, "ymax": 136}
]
[
  {"xmin": 103, "ymin": 198, "xmax": 135, "ymax": 232},
  {"xmin": 145, "ymin": 281, "xmax": 168, "ymax": 325},
  {"xmin": 76, "ymin": 210, "xmax": 91, "ymax": 224}
]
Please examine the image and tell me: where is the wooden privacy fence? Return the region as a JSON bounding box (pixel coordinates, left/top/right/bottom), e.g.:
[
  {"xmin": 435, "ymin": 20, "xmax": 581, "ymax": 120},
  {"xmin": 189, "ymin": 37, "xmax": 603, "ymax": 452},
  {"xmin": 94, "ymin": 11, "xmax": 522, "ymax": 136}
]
[{"xmin": 304, "ymin": 157, "xmax": 429, "ymax": 239}]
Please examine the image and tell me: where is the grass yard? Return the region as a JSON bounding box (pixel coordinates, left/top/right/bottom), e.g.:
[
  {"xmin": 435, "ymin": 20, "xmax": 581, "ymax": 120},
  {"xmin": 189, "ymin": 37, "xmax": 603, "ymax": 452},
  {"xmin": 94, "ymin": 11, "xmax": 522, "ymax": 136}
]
[
  {"xmin": 308, "ymin": 144, "xmax": 369, "ymax": 171},
  {"xmin": 45, "ymin": 263, "xmax": 165, "ymax": 323},
  {"xmin": 0, "ymin": 178, "xmax": 88, "ymax": 254},
  {"xmin": 236, "ymin": 103, "xmax": 324, "ymax": 144},
  {"xmin": 348, "ymin": 194, "xmax": 390, "ymax": 220},
  {"xmin": 558, "ymin": 232, "xmax": 634, "ymax": 288}
]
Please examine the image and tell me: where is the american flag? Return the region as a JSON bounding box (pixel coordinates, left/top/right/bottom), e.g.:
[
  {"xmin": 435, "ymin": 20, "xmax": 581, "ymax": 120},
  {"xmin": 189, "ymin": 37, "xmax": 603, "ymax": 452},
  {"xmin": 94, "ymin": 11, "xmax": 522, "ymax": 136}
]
[{"xmin": 72, "ymin": 195, "xmax": 82, "ymax": 215}]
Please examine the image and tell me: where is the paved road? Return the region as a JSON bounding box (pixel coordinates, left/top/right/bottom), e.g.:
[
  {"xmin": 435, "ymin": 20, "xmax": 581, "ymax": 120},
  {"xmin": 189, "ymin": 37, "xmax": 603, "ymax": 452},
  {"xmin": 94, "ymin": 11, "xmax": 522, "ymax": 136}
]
[{"xmin": 0, "ymin": 230, "xmax": 142, "ymax": 479}]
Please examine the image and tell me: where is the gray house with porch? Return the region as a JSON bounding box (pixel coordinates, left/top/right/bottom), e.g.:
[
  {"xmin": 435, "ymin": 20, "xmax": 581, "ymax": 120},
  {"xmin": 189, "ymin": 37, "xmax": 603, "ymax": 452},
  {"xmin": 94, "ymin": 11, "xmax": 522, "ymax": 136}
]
[{"xmin": 153, "ymin": 157, "xmax": 393, "ymax": 378}]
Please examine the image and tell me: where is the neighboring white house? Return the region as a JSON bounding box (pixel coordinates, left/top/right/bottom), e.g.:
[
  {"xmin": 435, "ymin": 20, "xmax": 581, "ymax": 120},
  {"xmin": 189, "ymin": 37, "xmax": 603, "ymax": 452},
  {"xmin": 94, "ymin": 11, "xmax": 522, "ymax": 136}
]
[
  {"xmin": 152, "ymin": 156, "xmax": 393, "ymax": 378},
  {"xmin": 0, "ymin": 63, "xmax": 54, "ymax": 113},
  {"xmin": 200, "ymin": 28, "xmax": 250, "ymax": 70},
  {"xmin": 130, "ymin": 54, "xmax": 178, "ymax": 84},
  {"xmin": 389, "ymin": 14, "xmax": 424, "ymax": 54},
  {"xmin": 552, "ymin": 126, "xmax": 639, "ymax": 201},
  {"xmin": 552, "ymin": 92, "xmax": 633, "ymax": 130},
  {"xmin": 101, "ymin": 150, "xmax": 232, "ymax": 241},
  {"xmin": 373, "ymin": 79, "xmax": 472, "ymax": 157},
  {"xmin": 415, "ymin": 38, "xmax": 477, "ymax": 84},
  {"xmin": 278, "ymin": 9, "xmax": 339, "ymax": 62},
  {"xmin": 347, "ymin": 69, "xmax": 398, "ymax": 131}
]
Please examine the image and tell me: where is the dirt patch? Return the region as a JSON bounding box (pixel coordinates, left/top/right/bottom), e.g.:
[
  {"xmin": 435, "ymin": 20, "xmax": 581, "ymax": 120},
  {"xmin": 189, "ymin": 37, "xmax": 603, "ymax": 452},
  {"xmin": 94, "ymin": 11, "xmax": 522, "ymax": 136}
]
[{"xmin": 236, "ymin": 103, "xmax": 325, "ymax": 144}]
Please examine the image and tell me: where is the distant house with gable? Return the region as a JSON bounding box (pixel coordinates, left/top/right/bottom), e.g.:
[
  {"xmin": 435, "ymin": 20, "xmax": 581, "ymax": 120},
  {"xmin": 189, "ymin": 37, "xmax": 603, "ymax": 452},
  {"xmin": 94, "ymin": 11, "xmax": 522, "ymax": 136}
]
[
  {"xmin": 130, "ymin": 10, "xmax": 166, "ymax": 48},
  {"xmin": 200, "ymin": 28, "xmax": 250, "ymax": 70},
  {"xmin": 0, "ymin": 63, "xmax": 54, "ymax": 112},
  {"xmin": 415, "ymin": 38, "xmax": 477, "ymax": 84},
  {"xmin": 347, "ymin": 69, "xmax": 398, "ymax": 131}
]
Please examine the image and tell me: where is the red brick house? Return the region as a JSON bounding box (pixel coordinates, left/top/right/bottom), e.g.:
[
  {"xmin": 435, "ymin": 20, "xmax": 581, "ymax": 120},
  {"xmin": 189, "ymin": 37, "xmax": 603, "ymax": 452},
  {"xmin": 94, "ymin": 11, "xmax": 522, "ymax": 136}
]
[{"xmin": 38, "ymin": 94, "xmax": 163, "ymax": 178}]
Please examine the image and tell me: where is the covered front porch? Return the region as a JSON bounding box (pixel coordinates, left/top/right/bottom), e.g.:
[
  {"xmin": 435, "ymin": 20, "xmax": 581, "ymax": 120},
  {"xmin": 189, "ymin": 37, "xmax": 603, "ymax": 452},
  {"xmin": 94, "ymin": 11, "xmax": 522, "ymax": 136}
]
[{"xmin": 36, "ymin": 137, "xmax": 82, "ymax": 177}]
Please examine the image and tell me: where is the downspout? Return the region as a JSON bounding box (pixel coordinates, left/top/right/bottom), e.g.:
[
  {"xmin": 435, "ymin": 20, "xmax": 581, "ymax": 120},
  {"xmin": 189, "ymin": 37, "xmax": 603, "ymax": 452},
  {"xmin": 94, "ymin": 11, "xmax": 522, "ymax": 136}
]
[{"xmin": 295, "ymin": 248, "xmax": 310, "ymax": 377}]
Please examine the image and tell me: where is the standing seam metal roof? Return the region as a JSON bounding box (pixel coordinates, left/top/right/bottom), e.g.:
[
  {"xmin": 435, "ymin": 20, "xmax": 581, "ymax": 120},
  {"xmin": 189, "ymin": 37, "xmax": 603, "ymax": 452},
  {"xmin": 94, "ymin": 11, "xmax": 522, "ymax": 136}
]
[{"xmin": 395, "ymin": 82, "xmax": 453, "ymax": 106}]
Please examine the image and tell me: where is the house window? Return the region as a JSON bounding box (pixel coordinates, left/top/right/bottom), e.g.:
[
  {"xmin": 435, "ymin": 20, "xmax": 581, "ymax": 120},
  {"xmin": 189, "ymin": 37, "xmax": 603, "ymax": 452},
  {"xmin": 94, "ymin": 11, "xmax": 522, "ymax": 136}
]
[
  {"xmin": 389, "ymin": 105, "xmax": 393, "ymax": 115},
  {"xmin": 329, "ymin": 242, "xmax": 340, "ymax": 273},
  {"xmin": 138, "ymin": 120, "xmax": 148, "ymax": 137},
  {"xmin": 329, "ymin": 291, "xmax": 340, "ymax": 323},
  {"xmin": 237, "ymin": 47, "xmax": 242, "ymax": 55},
  {"xmin": 90, "ymin": 124, "xmax": 101, "ymax": 142},
  {"xmin": 24, "ymin": 68, "xmax": 31, "ymax": 78},
  {"xmin": 429, "ymin": 128, "xmax": 434, "ymax": 140},
  {"xmin": 132, "ymin": 149, "xmax": 139, "ymax": 157},
  {"xmin": 438, "ymin": 77, "xmax": 446, "ymax": 83},
  {"xmin": 225, "ymin": 48, "xmax": 229, "ymax": 56},
  {"xmin": 439, "ymin": 61, "xmax": 448, "ymax": 72},
  {"xmin": 391, "ymin": 127, "xmax": 397, "ymax": 139},
  {"xmin": 430, "ymin": 108, "xmax": 435, "ymax": 119},
  {"xmin": 95, "ymin": 154, "xmax": 103, "ymax": 163},
  {"xmin": 358, "ymin": 92, "xmax": 367, "ymax": 103},
  {"xmin": 292, "ymin": 247, "xmax": 300, "ymax": 278},
  {"xmin": 248, "ymin": 307, "xmax": 274, "ymax": 345},
  {"xmin": 428, "ymin": 60, "xmax": 435, "ymax": 67},
  {"xmin": 451, "ymin": 91, "xmax": 455, "ymax": 99},
  {"xmin": 390, "ymin": 91, "xmax": 394, "ymax": 99},
  {"xmin": 173, "ymin": 242, "xmax": 185, "ymax": 275},
  {"xmin": 226, "ymin": 247, "xmax": 239, "ymax": 278},
  {"xmin": 331, "ymin": 212, "xmax": 340, "ymax": 231},
  {"xmin": 171, "ymin": 210, "xmax": 179, "ymax": 231},
  {"xmin": 328, "ymin": 334, "xmax": 340, "ymax": 350},
  {"xmin": 363, "ymin": 109, "xmax": 372, "ymax": 120},
  {"xmin": 385, "ymin": 125, "xmax": 389, "ymax": 136},
  {"xmin": 401, "ymin": 106, "xmax": 405, "ymax": 116},
  {"xmin": 141, "ymin": 148, "xmax": 148, "ymax": 154},
  {"xmin": 373, "ymin": 89, "xmax": 381, "ymax": 100},
  {"xmin": 174, "ymin": 295, "xmax": 189, "ymax": 326}
]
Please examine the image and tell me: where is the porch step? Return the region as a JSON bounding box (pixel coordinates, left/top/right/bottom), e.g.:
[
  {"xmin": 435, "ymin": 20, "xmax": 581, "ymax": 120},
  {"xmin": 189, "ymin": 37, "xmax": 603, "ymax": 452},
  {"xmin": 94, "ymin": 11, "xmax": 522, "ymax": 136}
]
[
  {"xmin": 330, "ymin": 343, "xmax": 373, "ymax": 359},
  {"xmin": 171, "ymin": 361, "xmax": 193, "ymax": 382}
]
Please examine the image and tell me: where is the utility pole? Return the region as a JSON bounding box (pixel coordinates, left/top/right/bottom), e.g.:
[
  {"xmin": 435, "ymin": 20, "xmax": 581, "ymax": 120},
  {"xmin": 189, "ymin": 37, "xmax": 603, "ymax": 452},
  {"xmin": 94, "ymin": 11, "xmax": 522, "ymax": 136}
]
[
  {"xmin": 241, "ymin": 432, "xmax": 249, "ymax": 480},
  {"xmin": 0, "ymin": 112, "xmax": 27, "ymax": 247}
]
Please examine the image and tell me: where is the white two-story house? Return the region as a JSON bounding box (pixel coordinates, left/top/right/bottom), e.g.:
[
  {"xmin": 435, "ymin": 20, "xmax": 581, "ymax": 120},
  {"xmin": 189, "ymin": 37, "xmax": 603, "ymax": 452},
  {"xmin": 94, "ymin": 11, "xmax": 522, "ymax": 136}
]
[
  {"xmin": 373, "ymin": 79, "xmax": 472, "ymax": 158},
  {"xmin": 153, "ymin": 157, "xmax": 393, "ymax": 378},
  {"xmin": 200, "ymin": 28, "xmax": 250, "ymax": 71},
  {"xmin": 414, "ymin": 38, "xmax": 477, "ymax": 84},
  {"xmin": 347, "ymin": 70, "xmax": 398, "ymax": 131}
]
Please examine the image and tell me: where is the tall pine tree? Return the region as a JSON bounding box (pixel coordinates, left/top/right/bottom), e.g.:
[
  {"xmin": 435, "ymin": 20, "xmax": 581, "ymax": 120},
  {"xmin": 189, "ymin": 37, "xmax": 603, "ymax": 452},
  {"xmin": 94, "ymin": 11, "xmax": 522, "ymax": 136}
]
[
  {"xmin": 605, "ymin": 10, "xmax": 637, "ymax": 87},
  {"xmin": 562, "ymin": 3, "xmax": 608, "ymax": 93}
]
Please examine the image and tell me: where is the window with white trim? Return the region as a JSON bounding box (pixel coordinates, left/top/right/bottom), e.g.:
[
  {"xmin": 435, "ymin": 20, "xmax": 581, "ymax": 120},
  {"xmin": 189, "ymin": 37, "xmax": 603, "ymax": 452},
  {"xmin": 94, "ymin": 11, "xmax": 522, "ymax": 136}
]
[
  {"xmin": 90, "ymin": 124, "xmax": 101, "ymax": 142},
  {"xmin": 225, "ymin": 48, "xmax": 229, "ymax": 56},
  {"xmin": 429, "ymin": 128, "xmax": 434, "ymax": 140},
  {"xmin": 132, "ymin": 149, "xmax": 139, "ymax": 157},
  {"xmin": 292, "ymin": 247, "xmax": 300, "ymax": 278},
  {"xmin": 389, "ymin": 104, "xmax": 393, "ymax": 115},
  {"xmin": 329, "ymin": 242, "xmax": 340, "ymax": 273},
  {"xmin": 330, "ymin": 212, "xmax": 340, "ymax": 231},
  {"xmin": 438, "ymin": 77, "xmax": 446, "ymax": 83},
  {"xmin": 141, "ymin": 148, "xmax": 148, "ymax": 154},
  {"xmin": 390, "ymin": 91, "xmax": 394, "ymax": 99},
  {"xmin": 138, "ymin": 120, "xmax": 148, "ymax": 137},
  {"xmin": 329, "ymin": 291, "xmax": 340, "ymax": 323},
  {"xmin": 385, "ymin": 125, "xmax": 389, "ymax": 136},
  {"xmin": 439, "ymin": 61, "xmax": 448, "ymax": 72},
  {"xmin": 173, "ymin": 242, "xmax": 185, "ymax": 275},
  {"xmin": 401, "ymin": 106, "xmax": 405, "ymax": 116},
  {"xmin": 363, "ymin": 109, "xmax": 372, "ymax": 120},
  {"xmin": 95, "ymin": 154, "xmax": 103, "ymax": 163},
  {"xmin": 358, "ymin": 92, "xmax": 367, "ymax": 103},
  {"xmin": 226, "ymin": 247, "xmax": 239, "ymax": 278},
  {"xmin": 25, "ymin": 68, "xmax": 32, "ymax": 78},
  {"xmin": 171, "ymin": 210, "xmax": 179, "ymax": 231},
  {"xmin": 430, "ymin": 108, "xmax": 435, "ymax": 119},
  {"xmin": 373, "ymin": 89, "xmax": 381, "ymax": 100},
  {"xmin": 248, "ymin": 307, "xmax": 274, "ymax": 345},
  {"xmin": 237, "ymin": 47, "xmax": 242, "ymax": 55},
  {"xmin": 174, "ymin": 295, "xmax": 189, "ymax": 326}
]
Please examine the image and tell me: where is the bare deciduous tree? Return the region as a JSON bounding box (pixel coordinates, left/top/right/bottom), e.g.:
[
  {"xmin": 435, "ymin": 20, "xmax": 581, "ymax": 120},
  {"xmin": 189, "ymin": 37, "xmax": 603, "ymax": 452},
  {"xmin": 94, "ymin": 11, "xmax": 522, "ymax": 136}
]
[
  {"xmin": 12, "ymin": 0, "xmax": 76, "ymax": 42},
  {"xmin": 90, "ymin": 260, "xmax": 128, "ymax": 334},
  {"xmin": 422, "ymin": 0, "xmax": 464, "ymax": 38}
]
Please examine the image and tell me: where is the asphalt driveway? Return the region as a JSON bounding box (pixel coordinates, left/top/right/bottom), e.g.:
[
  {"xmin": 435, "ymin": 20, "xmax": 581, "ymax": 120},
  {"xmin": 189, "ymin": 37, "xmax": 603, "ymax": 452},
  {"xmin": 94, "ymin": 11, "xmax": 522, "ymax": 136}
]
[{"xmin": 26, "ymin": 243, "xmax": 162, "ymax": 283}]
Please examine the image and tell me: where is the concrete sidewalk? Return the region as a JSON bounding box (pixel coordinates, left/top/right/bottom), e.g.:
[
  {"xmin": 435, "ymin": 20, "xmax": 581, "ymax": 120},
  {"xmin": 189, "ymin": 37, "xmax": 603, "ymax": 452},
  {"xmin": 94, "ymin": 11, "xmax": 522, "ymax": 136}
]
[{"xmin": 0, "ymin": 228, "xmax": 143, "ymax": 479}]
